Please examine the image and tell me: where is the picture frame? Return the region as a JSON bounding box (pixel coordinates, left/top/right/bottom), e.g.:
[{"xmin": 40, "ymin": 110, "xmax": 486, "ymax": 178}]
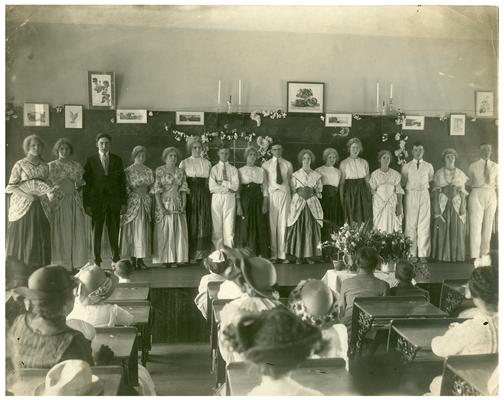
[
  {"xmin": 175, "ymin": 111, "xmax": 205, "ymax": 126},
  {"xmin": 402, "ymin": 115, "xmax": 425, "ymax": 130},
  {"xmin": 88, "ymin": 71, "xmax": 116, "ymax": 109},
  {"xmin": 475, "ymin": 91, "xmax": 494, "ymax": 117},
  {"xmin": 23, "ymin": 103, "xmax": 50, "ymax": 127},
  {"xmin": 116, "ymin": 109, "xmax": 148, "ymax": 124},
  {"xmin": 64, "ymin": 105, "xmax": 83, "ymax": 129},
  {"xmin": 450, "ymin": 114, "xmax": 466, "ymax": 136},
  {"xmin": 325, "ymin": 113, "xmax": 352, "ymax": 127},
  {"xmin": 287, "ymin": 81, "xmax": 324, "ymax": 114}
]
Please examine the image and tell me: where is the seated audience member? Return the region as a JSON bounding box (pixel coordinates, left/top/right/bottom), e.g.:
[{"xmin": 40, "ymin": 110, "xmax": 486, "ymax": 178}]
[
  {"xmin": 112, "ymin": 259, "xmax": 134, "ymax": 283},
  {"xmin": 67, "ymin": 264, "xmax": 134, "ymax": 327},
  {"xmin": 338, "ymin": 247, "xmax": 390, "ymax": 329},
  {"xmin": 288, "ymin": 279, "xmax": 348, "ymax": 367},
  {"xmin": 218, "ymin": 248, "xmax": 282, "ymax": 364},
  {"xmin": 232, "ymin": 307, "xmax": 324, "ymax": 396},
  {"xmin": 194, "ymin": 250, "xmax": 237, "ymax": 318},
  {"xmin": 217, "ymin": 247, "xmax": 254, "ymax": 299},
  {"xmin": 6, "ymin": 257, "xmax": 31, "ymax": 330},
  {"xmin": 427, "ymin": 266, "xmax": 498, "ymax": 395},
  {"xmin": 389, "ymin": 260, "xmax": 429, "ymax": 300},
  {"xmin": 7, "ymin": 266, "xmax": 112, "ymax": 370}
]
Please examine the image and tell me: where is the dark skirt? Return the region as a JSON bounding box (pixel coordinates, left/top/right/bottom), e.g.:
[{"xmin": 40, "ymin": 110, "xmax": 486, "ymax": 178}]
[
  {"xmin": 6, "ymin": 200, "xmax": 51, "ymax": 271},
  {"xmin": 285, "ymin": 206, "xmax": 322, "ymax": 259},
  {"xmin": 343, "ymin": 178, "xmax": 372, "ymax": 226},
  {"xmin": 321, "ymin": 185, "xmax": 343, "ymax": 240},
  {"xmin": 186, "ymin": 177, "xmax": 212, "ymax": 259},
  {"xmin": 235, "ymin": 183, "xmax": 270, "ymax": 257}
]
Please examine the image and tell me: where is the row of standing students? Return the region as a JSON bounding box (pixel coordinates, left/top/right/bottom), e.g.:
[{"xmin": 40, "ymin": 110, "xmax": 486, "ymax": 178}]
[{"xmin": 6, "ymin": 133, "xmax": 497, "ymax": 272}]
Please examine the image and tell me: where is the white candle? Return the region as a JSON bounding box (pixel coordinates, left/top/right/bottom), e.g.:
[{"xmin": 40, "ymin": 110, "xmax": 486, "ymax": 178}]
[
  {"xmin": 218, "ymin": 80, "xmax": 221, "ymax": 104},
  {"xmin": 390, "ymin": 83, "xmax": 393, "ymax": 100},
  {"xmin": 238, "ymin": 79, "xmax": 242, "ymax": 105},
  {"xmin": 376, "ymin": 82, "xmax": 380, "ymax": 110}
]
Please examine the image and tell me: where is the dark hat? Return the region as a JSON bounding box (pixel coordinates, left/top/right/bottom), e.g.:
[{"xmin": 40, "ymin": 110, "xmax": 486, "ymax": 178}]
[
  {"xmin": 6, "ymin": 257, "xmax": 32, "ymax": 290},
  {"xmin": 15, "ymin": 266, "xmax": 76, "ymax": 300},
  {"xmin": 237, "ymin": 307, "xmax": 321, "ymax": 367}
]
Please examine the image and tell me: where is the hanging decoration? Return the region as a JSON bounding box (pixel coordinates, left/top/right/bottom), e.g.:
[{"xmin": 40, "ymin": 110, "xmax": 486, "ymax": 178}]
[
  {"xmin": 331, "ymin": 127, "xmax": 350, "ymax": 138},
  {"xmin": 256, "ymin": 135, "xmax": 274, "ymax": 163},
  {"xmin": 6, "ymin": 104, "xmax": 18, "ymax": 121},
  {"xmin": 261, "ymin": 109, "xmax": 287, "ymax": 119},
  {"xmin": 381, "ymin": 130, "xmax": 409, "ymax": 166}
]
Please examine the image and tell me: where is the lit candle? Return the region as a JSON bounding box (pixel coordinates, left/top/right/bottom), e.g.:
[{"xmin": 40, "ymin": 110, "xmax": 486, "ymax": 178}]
[
  {"xmin": 376, "ymin": 82, "xmax": 380, "ymax": 110},
  {"xmin": 217, "ymin": 80, "xmax": 221, "ymax": 104},
  {"xmin": 238, "ymin": 80, "xmax": 242, "ymax": 105},
  {"xmin": 390, "ymin": 83, "xmax": 393, "ymax": 100}
]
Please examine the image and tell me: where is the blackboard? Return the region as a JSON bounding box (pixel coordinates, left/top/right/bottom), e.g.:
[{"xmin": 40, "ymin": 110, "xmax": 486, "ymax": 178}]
[{"xmin": 5, "ymin": 107, "xmax": 498, "ymax": 181}]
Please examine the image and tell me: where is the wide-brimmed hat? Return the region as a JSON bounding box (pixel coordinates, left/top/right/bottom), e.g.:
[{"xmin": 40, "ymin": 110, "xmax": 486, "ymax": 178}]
[
  {"xmin": 237, "ymin": 307, "xmax": 321, "ymax": 367},
  {"xmin": 288, "ymin": 279, "xmax": 339, "ymax": 328},
  {"xmin": 33, "ymin": 360, "xmax": 103, "ymax": 396},
  {"xmin": 75, "ymin": 264, "xmax": 117, "ymax": 305},
  {"xmin": 15, "ymin": 266, "xmax": 76, "ymax": 300}
]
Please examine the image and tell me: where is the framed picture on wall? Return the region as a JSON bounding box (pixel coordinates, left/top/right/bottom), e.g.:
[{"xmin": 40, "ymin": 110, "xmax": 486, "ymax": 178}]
[
  {"xmin": 88, "ymin": 71, "xmax": 116, "ymax": 109},
  {"xmin": 450, "ymin": 114, "xmax": 466, "ymax": 136},
  {"xmin": 64, "ymin": 105, "xmax": 83, "ymax": 129},
  {"xmin": 23, "ymin": 103, "xmax": 50, "ymax": 127},
  {"xmin": 475, "ymin": 91, "xmax": 494, "ymax": 117},
  {"xmin": 325, "ymin": 113, "xmax": 352, "ymax": 127},
  {"xmin": 116, "ymin": 109, "xmax": 148, "ymax": 124},
  {"xmin": 402, "ymin": 115, "xmax": 425, "ymax": 130},
  {"xmin": 287, "ymin": 81, "xmax": 324, "ymax": 114},
  {"xmin": 175, "ymin": 111, "xmax": 205, "ymax": 125}
]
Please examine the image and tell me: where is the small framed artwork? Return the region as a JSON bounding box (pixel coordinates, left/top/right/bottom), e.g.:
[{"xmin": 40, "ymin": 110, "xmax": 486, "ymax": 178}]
[
  {"xmin": 64, "ymin": 105, "xmax": 83, "ymax": 129},
  {"xmin": 475, "ymin": 91, "xmax": 494, "ymax": 117},
  {"xmin": 287, "ymin": 81, "xmax": 324, "ymax": 114},
  {"xmin": 116, "ymin": 109, "xmax": 148, "ymax": 124},
  {"xmin": 88, "ymin": 71, "xmax": 115, "ymax": 109},
  {"xmin": 402, "ymin": 115, "xmax": 425, "ymax": 130},
  {"xmin": 325, "ymin": 113, "xmax": 352, "ymax": 127},
  {"xmin": 175, "ymin": 111, "xmax": 205, "ymax": 125},
  {"xmin": 23, "ymin": 103, "xmax": 50, "ymax": 127},
  {"xmin": 450, "ymin": 114, "xmax": 466, "ymax": 136}
]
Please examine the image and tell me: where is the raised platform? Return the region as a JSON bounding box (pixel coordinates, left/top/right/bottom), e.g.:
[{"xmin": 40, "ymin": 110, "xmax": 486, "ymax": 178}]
[{"xmin": 128, "ymin": 261, "xmax": 474, "ymax": 288}]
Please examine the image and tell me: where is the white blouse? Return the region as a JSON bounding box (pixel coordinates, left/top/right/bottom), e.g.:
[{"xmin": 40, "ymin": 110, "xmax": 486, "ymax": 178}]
[
  {"xmin": 340, "ymin": 157, "xmax": 369, "ymax": 180},
  {"xmin": 67, "ymin": 300, "xmax": 135, "ymax": 328},
  {"xmin": 179, "ymin": 156, "xmax": 212, "ymax": 178},
  {"xmin": 239, "ymin": 165, "xmax": 268, "ymax": 196},
  {"xmin": 316, "ymin": 165, "xmax": 341, "ymax": 187}
]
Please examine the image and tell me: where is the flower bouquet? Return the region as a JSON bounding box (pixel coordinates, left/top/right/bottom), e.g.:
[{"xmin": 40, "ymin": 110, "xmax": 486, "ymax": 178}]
[{"xmin": 321, "ymin": 223, "xmax": 368, "ymax": 271}]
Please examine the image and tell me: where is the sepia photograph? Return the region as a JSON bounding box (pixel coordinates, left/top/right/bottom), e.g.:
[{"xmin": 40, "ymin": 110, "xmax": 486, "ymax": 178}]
[{"xmin": 4, "ymin": 4, "xmax": 499, "ymax": 397}]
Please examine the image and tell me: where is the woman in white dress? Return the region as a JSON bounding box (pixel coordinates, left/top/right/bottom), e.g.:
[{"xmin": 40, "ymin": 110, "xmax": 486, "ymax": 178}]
[
  {"xmin": 48, "ymin": 138, "xmax": 92, "ymax": 271},
  {"xmin": 179, "ymin": 137, "xmax": 213, "ymax": 262},
  {"xmin": 285, "ymin": 149, "xmax": 323, "ymax": 264},
  {"xmin": 369, "ymin": 150, "xmax": 404, "ymax": 233},
  {"xmin": 119, "ymin": 146, "xmax": 154, "ymax": 269},
  {"xmin": 152, "ymin": 147, "xmax": 189, "ymax": 268}
]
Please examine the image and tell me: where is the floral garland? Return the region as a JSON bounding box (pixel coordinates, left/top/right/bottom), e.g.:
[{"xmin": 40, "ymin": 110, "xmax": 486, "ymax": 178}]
[{"xmin": 381, "ymin": 131, "xmax": 409, "ymax": 165}]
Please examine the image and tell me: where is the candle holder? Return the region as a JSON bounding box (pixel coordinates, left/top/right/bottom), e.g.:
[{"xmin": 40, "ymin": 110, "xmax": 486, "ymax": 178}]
[{"xmin": 388, "ymin": 99, "xmax": 395, "ymax": 114}]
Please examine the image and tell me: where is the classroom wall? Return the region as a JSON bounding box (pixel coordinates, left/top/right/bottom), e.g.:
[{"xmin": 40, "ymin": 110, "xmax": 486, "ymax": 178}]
[{"xmin": 6, "ymin": 22, "xmax": 498, "ymax": 114}]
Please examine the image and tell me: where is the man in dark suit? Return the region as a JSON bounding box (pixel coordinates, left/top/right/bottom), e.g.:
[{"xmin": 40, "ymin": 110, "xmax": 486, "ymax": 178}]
[{"xmin": 83, "ymin": 133, "xmax": 127, "ymax": 267}]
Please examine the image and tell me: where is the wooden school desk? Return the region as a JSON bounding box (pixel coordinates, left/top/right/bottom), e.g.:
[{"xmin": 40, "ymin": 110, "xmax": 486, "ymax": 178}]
[
  {"xmin": 439, "ymin": 279, "xmax": 473, "ymax": 316},
  {"xmin": 440, "ymin": 353, "xmax": 498, "ymax": 396},
  {"xmin": 106, "ymin": 282, "xmax": 150, "ymax": 303},
  {"xmin": 93, "ymin": 327, "xmax": 138, "ymax": 386},
  {"xmin": 7, "ymin": 366, "xmax": 123, "ymax": 396},
  {"xmin": 350, "ymin": 296, "xmax": 447, "ymax": 358},
  {"xmin": 388, "ymin": 318, "xmax": 469, "ymax": 362}
]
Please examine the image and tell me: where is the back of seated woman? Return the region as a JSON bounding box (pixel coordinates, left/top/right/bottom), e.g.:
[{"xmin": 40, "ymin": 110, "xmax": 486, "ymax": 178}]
[
  {"xmin": 233, "ymin": 307, "xmax": 324, "ymax": 396},
  {"xmin": 67, "ymin": 263, "xmax": 134, "ymax": 327},
  {"xmin": 7, "ymin": 266, "xmax": 94, "ymax": 369}
]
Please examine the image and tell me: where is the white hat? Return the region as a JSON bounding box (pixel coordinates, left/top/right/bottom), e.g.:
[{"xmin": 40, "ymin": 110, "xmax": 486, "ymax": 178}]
[
  {"xmin": 34, "ymin": 360, "xmax": 103, "ymax": 396},
  {"xmin": 474, "ymin": 254, "xmax": 492, "ymax": 268}
]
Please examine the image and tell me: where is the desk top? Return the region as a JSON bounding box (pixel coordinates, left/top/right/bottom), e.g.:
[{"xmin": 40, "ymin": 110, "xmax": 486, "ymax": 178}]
[
  {"xmin": 8, "ymin": 366, "xmax": 123, "ymax": 396},
  {"xmin": 93, "ymin": 327, "xmax": 137, "ymax": 358},
  {"xmin": 227, "ymin": 359, "xmax": 357, "ymax": 396},
  {"xmin": 357, "ymin": 298, "xmax": 447, "ymax": 319},
  {"xmin": 446, "ymin": 354, "xmax": 498, "ymax": 395},
  {"xmin": 392, "ymin": 318, "xmax": 467, "ymax": 350},
  {"xmin": 107, "ymin": 286, "xmax": 149, "ymax": 302},
  {"xmin": 115, "ymin": 301, "xmax": 151, "ymax": 324},
  {"xmin": 443, "ymin": 281, "xmax": 467, "ymax": 295}
]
